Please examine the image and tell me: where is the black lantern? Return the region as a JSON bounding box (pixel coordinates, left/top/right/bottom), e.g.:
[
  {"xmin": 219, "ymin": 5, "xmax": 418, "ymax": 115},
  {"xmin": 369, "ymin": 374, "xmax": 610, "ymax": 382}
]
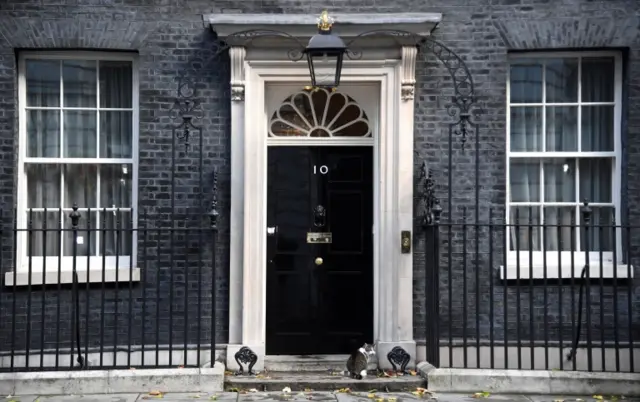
[{"xmin": 303, "ymin": 11, "xmax": 347, "ymax": 89}]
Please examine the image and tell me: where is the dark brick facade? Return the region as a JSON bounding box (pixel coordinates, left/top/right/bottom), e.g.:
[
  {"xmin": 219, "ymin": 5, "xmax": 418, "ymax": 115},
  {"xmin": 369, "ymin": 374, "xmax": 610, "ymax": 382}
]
[{"xmin": 0, "ymin": 0, "xmax": 637, "ymax": 363}]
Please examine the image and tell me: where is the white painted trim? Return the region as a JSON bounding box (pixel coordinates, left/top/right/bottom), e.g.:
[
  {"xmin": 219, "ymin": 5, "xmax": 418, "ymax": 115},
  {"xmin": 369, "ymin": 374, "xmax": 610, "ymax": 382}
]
[
  {"xmin": 206, "ymin": 12, "xmax": 441, "ymax": 43},
  {"xmin": 499, "ymin": 263, "xmax": 633, "ymax": 280},
  {"xmin": 505, "ymin": 51, "xmax": 624, "ymax": 278},
  {"xmin": 228, "ymin": 46, "xmax": 246, "ymax": 344},
  {"xmin": 11, "ymin": 50, "xmax": 139, "ymax": 285},
  {"xmin": 5, "ymin": 267, "xmax": 141, "ymax": 286},
  {"xmin": 229, "ymin": 58, "xmax": 414, "ymax": 364}
]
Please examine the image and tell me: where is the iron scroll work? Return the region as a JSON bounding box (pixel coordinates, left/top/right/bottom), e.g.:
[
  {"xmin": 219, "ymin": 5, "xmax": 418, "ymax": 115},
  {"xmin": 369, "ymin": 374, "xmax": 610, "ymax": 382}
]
[{"xmin": 170, "ymin": 28, "xmax": 480, "ymax": 152}]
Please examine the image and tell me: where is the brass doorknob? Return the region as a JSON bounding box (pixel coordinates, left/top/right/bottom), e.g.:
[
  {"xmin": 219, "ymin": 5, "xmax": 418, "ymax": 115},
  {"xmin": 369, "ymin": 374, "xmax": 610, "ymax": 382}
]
[{"xmin": 315, "ymin": 257, "xmax": 323, "ymax": 266}]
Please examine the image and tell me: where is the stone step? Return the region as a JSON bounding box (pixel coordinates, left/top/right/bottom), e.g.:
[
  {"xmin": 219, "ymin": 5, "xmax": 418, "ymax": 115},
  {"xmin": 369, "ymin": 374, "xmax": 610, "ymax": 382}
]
[
  {"xmin": 264, "ymin": 355, "xmax": 378, "ymax": 372},
  {"xmin": 224, "ymin": 370, "xmax": 425, "ymax": 392}
]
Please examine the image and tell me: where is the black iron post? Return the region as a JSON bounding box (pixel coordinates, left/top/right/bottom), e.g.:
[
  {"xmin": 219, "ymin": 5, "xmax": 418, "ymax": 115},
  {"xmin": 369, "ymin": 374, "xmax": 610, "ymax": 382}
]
[
  {"xmin": 208, "ymin": 172, "xmax": 220, "ymax": 368},
  {"xmin": 69, "ymin": 204, "xmax": 85, "ymax": 369}
]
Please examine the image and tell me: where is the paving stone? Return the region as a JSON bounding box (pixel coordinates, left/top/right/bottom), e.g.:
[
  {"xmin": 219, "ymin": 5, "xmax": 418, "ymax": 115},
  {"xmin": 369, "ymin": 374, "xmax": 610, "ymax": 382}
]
[
  {"xmin": 526, "ymin": 397, "xmax": 640, "ymax": 402},
  {"xmin": 431, "ymin": 394, "xmax": 530, "ymax": 402},
  {"xmin": 1, "ymin": 396, "xmax": 40, "ymax": 402},
  {"xmin": 157, "ymin": 393, "xmax": 238, "ymax": 402},
  {"xmin": 335, "ymin": 391, "xmax": 424, "ymax": 402},
  {"xmin": 34, "ymin": 394, "xmax": 139, "ymax": 402}
]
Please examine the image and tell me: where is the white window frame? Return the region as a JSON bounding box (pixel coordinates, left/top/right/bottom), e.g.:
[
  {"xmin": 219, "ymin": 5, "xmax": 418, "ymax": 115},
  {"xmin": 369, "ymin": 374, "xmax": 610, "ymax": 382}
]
[
  {"xmin": 502, "ymin": 50, "xmax": 632, "ymax": 280},
  {"xmin": 7, "ymin": 51, "xmax": 141, "ymax": 286}
]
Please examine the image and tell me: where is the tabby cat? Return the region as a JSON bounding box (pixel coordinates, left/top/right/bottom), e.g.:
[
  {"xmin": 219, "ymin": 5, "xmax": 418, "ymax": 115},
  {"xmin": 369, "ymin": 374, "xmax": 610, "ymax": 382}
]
[{"xmin": 343, "ymin": 342, "xmax": 376, "ymax": 379}]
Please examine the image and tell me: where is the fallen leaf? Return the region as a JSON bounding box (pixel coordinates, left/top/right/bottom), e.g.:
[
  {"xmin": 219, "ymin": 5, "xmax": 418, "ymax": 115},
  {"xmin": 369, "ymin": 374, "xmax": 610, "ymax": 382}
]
[
  {"xmin": 408, "ymin": 370, "xmax": 418, "ymax": 376},
  {"xmin": 553, "ymin": 399, "xmax": 564, "ymax": 402},
  {"xmin": 249, "ymin": 389, "xmax": 259, "ymax": 393},
  {"xmin": 148, "ymin": 391, "xmax": 163, "ymax": 397},
  {"xmin": 375, "ymin": 399, "xmax": 384, "ymax": 402},
  {"xmin": 336, "ymin": 388, "xmax": 351, "ymax": 393},
  {"xmin": 282, "ymin": 387, "xmax": 292, "ymax": 393},
  {"xmin": 190, "ymin": 395, "xmax": 201, "ymax": 399},
  {"xmin": 209, "ymin": 396, "xmax": 218, "ymax": 401},
  {"xmin": 472, "ymin": 391, "xmax": 490, "ymax": 399},
  {"xmin": 388, "ymin": 398, "xmax": 397, "ymax": 402},
  {"xmin": 367, "ymin": 394, "xmax": 376, "ymax": 399},
  {"xmin": 593, "ymin": 396, "xmax": 604, "ymax": 401},
  {"xmin": 576, "ymin": 399, "xmax": 584, "ymax": 402},
  {"xmin": 228, "ymin": 388, "xmax": 240, "ymax": 393},
  {"xmin": 304, "ymin": 388, "xmax": 314, "ymax": 392},
  {"xmin": 224, "ymin": 370, "xmax": 234, "ymax": 375}
]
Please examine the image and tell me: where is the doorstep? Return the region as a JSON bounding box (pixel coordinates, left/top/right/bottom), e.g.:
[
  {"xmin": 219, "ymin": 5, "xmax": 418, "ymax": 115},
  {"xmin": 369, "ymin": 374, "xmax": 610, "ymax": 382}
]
[{"xmin": 224, "ymin": 370, "xmax": 425, "ymax": 392}]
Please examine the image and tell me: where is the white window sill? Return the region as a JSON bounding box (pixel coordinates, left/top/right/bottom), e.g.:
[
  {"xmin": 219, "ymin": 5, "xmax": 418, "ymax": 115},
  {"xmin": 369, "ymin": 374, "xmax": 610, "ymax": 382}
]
[
  {"xmin": 4, "ymin": 267, "xmax": 141, "ymax": 287},
  {"xmin": 499, "ymin": 263, "xmax": 633, "ymax": 280}
]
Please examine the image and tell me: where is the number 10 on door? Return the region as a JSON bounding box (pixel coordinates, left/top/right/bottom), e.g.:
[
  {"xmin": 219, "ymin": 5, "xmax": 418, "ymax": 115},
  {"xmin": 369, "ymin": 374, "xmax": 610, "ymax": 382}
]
[{"xmin": 313, "ymin": 165, "xmax": 329, "ymax": 175}]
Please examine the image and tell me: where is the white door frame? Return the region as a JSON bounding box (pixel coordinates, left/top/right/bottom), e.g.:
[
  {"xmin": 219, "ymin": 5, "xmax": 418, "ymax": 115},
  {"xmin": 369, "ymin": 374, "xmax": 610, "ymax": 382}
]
[{"xmin": 226, "ymin": 50, "xmax": 419, "ymax": 371}]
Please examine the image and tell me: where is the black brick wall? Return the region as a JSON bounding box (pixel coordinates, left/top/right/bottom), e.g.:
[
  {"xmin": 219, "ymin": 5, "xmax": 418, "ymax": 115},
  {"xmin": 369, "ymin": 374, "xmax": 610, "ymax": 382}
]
[{"xmin": 0, "ymin": 0, "xmax": 637, "ymax": 361}]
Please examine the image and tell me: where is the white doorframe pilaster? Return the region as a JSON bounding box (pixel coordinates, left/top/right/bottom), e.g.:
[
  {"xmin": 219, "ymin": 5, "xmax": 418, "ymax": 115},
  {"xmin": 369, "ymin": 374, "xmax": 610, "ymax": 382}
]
[{"xmin": 228, "ymin": 46, "xmax": 246, "ymax": 344}]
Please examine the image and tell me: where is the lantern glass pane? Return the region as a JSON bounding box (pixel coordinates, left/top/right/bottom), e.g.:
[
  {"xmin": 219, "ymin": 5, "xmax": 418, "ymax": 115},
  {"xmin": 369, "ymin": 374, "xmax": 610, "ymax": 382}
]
[{"xmin": 309, "ymin": 52, "xmax": 340, "ymax": 88}]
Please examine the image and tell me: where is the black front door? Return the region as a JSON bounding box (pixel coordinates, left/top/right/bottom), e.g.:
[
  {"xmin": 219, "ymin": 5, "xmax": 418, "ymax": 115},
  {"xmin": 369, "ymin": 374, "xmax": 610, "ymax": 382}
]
[{"xmin": 266, "ymin": 146, "xmax": 374, "ymax": 355}]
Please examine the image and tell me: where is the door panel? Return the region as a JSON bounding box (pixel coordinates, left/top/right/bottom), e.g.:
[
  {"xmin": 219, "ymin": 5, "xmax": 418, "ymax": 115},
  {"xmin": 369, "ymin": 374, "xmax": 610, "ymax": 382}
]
[{"xmin": 266, "ymin": 146, "xmax": 373, "ymax": 355}]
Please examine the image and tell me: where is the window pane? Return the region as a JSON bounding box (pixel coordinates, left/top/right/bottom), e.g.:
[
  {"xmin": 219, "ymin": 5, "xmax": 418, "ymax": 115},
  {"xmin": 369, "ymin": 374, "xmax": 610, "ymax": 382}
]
[
  {"xmin": 26, "ymin": 211, "xmax": 61, "ymax": 257},
  {"xmin": 26, "ymin": 59, "xmax": 60, "ymax": 107},
  {"xmin": 545, "ymin": 106, "xmax": 577, "ymax": 151},
  {"xmin": 510, "ymin": 107, "xmax": 542, "ymax": 151},
  {"xmin": 63, "ymin": 111, "xmax": 97, "ymax": 158},
  {"xmin": 63, "ymin": 60, "xmax": 97, "ymax": 108},
  {"xmin": 582, "ymin": 57, "xmax": 615, "ymax": 103},
  {"xmin": 99, "ymin": 61, "xmax": 132, "ymax": 108},
  {"xmin": 26, "ymin": 110, "xmax": 60, "ymax": 158},
  {"xmin": 63, "ymin": 165, "xmax": 97, "ymax": 209},
  {"xmin": 544, "ymin": 206, "xmax": 576, "ymax": 252},
  {"xmin": 63, "ymin": 210, "xmax": 97, "ymax": 257},
  {"xmin": 580, "ymin": 206, "xmax": 614, "ymax": 252},
  {"xmin": 545, "ymin": 58, "xmax": 578, "ymax": 103},
  {"xmin": 581, "ymin": 105, "xmax": 613, "ymax": 152},
  {"xmin": 510, "ymin": 160, "xmax": 540, "ymax": 202},
  {"xmin": 510, "ymin": 63, "xmax": 542, "ymax": 103},
  {"xmin": 100, "ymin": 210, "xmax": 132, "ymax": 256},
  {"xmin": 509, "ymin": 207, "xmax": 540, "ymax": 251},
  {"xmin": 100, "ymin": 111, "xmax": 132, "ymax": 158},
  {"xmin": 100, "ymin": 164, "xmax": 132, "ymax": 208},
  {"xmin": 579, "ymin": 158, "xmax": 612, "ymax": 203},
  {"xmin": 543, "ymin": 159, "xmax": 576, "ymax": 202},
  {"xmin": 26, "ymin": 164, "xmax": 60, "ymax": 208}
]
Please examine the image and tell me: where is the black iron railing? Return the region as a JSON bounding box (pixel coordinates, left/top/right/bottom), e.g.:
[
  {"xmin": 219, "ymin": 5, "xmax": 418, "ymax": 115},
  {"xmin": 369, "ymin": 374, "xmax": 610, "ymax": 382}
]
[
  {"xmin": 0, "ymin": 202, "xmax": 219, "ymax": 372},
  {"xmin": 423, "ymin": 201, "xmax": 638, "ymax": 373}
]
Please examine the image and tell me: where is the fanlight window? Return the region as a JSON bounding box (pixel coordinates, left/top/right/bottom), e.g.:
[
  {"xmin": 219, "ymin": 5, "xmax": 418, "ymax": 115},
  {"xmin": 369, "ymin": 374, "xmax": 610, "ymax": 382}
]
[{"xmin": 269, "ymin": 88, "xmax": 371, "ymax": 137}]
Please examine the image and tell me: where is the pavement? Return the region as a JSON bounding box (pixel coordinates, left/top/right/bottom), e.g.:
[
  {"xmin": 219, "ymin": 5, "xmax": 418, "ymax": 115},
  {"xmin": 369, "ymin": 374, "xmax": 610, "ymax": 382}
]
[{"xmin": 1, "ymin": 392, "xmax": 636, "ymax": 402}]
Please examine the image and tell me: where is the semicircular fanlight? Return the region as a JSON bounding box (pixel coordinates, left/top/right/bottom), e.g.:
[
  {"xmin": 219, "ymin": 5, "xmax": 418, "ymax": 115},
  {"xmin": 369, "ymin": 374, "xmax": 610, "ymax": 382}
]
[{"xmin": 269, "ymin": 88, "xmax": 371, "ymax": 137}]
